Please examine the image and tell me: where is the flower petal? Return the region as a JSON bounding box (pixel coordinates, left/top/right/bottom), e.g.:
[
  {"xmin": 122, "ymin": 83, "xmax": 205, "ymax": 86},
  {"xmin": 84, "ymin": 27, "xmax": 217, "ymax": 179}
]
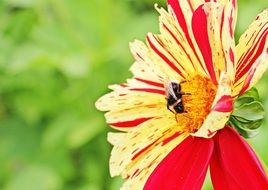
[
  {"xmin": 130, "ymin": 39, "xmax": 181, "ymax": 82},
  {"xmin": 210, "ymin": 126, "xmax": 268, "ymax": 189},
  {"xmin": 108, "ymin": 117, "xmax": 179, "ymax": 177},
  {"xmin": 144, "ymin": 136, "xmax": 214, "ymax": 190},
  {"xmin": 212, "ymin": 95, "xmax": 233, "ymax": 112},
  {"xmin": 193, "ymin": 72, "xmax": 233, "ymax": 138},
  {"xmin": 96, "ymin": 82, "xmax": 171, "ymax": 130},
  {"xmin": 96, "ymin": 86, "xmax": 164, "ymax": 111},
  {"xmin": 166, "ymin": 0, "xmax": 206, "ymax": 73},
  {"xmin": 210, "ymin": 139, "xmax": 244, "ymax": 189},
  {"xmin": 191, "ymin": 2, "xmax": 236, "ymax": 84},
  {"xmin": 233, "ymin": 9, "xmax": 268, "ymax": 96},
  {"xmin": 167, "ymin": 0, "xmax": 237, "ymax": 70},
  {"xmin": 146, "ymin": 33, "xmax": 187, "ymax": 78},
  {"xmin": 118, "ymin": 131, "xmax": 188, "ymax": 189}
]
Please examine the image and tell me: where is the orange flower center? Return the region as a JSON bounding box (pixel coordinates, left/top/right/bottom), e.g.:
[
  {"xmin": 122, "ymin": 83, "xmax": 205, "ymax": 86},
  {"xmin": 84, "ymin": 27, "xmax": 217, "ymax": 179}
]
[{"xmin": 175, "ymin": 75, "xmax": 217, "ymax": 133}]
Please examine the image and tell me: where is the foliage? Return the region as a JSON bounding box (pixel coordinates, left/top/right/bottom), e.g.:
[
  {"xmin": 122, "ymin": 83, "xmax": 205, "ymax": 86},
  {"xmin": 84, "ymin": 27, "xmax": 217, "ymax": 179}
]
[
  {"xmin": 0, "ymin": 0, "xmax": 267, "ymax": 190},
  {"xmin": 229, "ymin": 87, "xmax": 264, "ymax": 138}
]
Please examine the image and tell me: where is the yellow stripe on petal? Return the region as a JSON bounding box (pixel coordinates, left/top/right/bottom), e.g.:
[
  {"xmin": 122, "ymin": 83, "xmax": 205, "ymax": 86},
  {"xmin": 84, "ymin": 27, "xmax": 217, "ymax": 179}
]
[
  {"xmin": 166, "ymin": 0, "xmax": 237, "ymax": 83},
  {"xmin": 146, "ymin": 32, "xmax": 187, "ymax": 79},
  {"xmin": 191, "ymin": 2, "xmax": 236, "ymax": 84},
  {"xmin": 233, "ymin": 9, "xmax": 268, "ymax": 96},
  {"xmin": 183, "ymin": 0, "xmax": 236, "ymax": 10},
  {"xmin": 120, "ymin": 133, "xmax": 188, "ymax": 190},
  {"xmin": 96, "ymin": 89, "xmax": 164, "ymax": 112},
  {"xmin": 108, "ymin": 117, "xmax": 178, "ymax": 177},
  {"xmin": 105, "ymin": 103, "xmax": 172, "ymax": 127},
  {"xmin": 126, "ymin": 78, "xmax": 164, "ymax": 90},
  {"xmin": 220, "ymin": 0, "xmax": 237, "ymax": 79},
  {"xmin": 96, "ymin": 87, "xmax": 170, "ymax": 131},
  {"xmin": 167, "ymin": 1, "xmax": 210, "ymax": 77},
  {"xmin": 130, "ymin": 40, "xmax": 167, "ymax": 83},
  {"xmin": 156, "ymin": 5, "xmax": 204, "ymax": 76},
  {"xmin": 235, "ymin": 37, "xmax": 268, "ymax": 95}
]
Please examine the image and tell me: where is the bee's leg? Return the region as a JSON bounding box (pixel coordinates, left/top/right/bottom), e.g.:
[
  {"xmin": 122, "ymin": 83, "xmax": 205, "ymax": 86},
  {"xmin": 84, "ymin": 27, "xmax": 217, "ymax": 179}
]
[
  {"xmin": 180, "ymin": 80, "xmax": 187, "ymax": 84},
  {"xmin": 184, "ymin": 92, "xmax": 191, "ymax": 95},
  {"xmin": 167, "ymin": 104, "xmax": 175, "ymax": 114},
  {"xmin": 175, "ymin": 114, "xmax": 179, "ymax": 123},
  {"xmin": 178, "ymin": 92, "xmax": 191, "ymax": 96}
]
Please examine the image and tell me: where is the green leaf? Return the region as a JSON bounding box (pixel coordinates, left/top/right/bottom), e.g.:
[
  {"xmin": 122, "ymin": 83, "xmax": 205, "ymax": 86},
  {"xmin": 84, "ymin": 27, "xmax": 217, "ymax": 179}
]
[
  {"xmin": 230, "ymin": 87, "xmax": 265, "ymax": 138},
  {"xmin": 234, "ymin": 97, "xmax": 255, "ymax": 108},
  {"xmin": 228, "ymin": 116, "xmax": 260, "ymax": 138},
  {"xmin": 234, "ymin": 117, "xmax": 263, "ymax": 130},
  {"xmin": 237, "ymin": 87, "xmax": 260, "ymax": 100},
  {"xmin": 232, "ymin": 101, "xmax": 265, "ymax": 121},
  {"xmin": 233, "ymin": 125, "xmax": 260, "ymax": 138},
  {"xmin": 234, "ymin": 116, "xmax": 252, "ymax": 123}
]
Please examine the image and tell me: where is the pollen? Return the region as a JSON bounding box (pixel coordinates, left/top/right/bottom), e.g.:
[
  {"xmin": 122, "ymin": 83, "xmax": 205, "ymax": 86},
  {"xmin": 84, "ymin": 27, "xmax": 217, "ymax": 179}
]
[{"xmin": 175, "ymin": 75, "xmax": 217, "ymax": 133}]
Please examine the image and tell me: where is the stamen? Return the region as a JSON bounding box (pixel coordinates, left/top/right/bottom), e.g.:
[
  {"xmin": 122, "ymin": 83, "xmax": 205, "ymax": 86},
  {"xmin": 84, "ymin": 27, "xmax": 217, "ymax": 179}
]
[{"xmin": 175, "ymin": 75, "xmax": 217, "ymax": 133}]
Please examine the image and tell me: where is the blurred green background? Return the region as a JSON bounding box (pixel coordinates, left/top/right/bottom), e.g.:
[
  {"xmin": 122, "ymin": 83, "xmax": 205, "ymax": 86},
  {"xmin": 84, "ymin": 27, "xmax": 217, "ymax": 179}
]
[{"xmin": 0, "ymin": 0, "xmax": 267, "ymax": 189}]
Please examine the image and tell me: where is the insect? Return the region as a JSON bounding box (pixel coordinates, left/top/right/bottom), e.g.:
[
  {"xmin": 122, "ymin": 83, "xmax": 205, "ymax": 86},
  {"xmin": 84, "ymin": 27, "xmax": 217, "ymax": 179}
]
[{"xmin": 165, "ymin": 81, "xmax": 190, "ymax": 114}]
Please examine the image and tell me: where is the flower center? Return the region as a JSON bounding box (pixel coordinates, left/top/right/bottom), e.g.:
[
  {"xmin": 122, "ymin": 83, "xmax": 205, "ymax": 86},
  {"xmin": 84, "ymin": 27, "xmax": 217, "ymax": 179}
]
[{"xmin": 175, "ymin": 75, "xmax": 217, "ymax": 133}]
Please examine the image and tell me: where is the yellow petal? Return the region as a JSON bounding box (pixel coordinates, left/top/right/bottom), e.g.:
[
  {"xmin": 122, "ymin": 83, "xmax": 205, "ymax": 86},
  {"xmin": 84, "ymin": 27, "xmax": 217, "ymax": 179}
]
[
  {"xmin": 129, "ymin": 40, "xmax": 169, "ymax": 83},
  {"xmin": 96, "ymin": 87, "xmax": 170, "ymax": 131},
  {"xmin": 155, "ymin": 5, "xmax": 203, "ymax": 76}
]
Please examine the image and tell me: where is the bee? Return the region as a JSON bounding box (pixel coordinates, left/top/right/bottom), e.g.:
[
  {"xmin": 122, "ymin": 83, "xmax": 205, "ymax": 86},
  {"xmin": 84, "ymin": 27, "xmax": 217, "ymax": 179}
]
[{"xmin": 165, "ymin": 81, "xmax": 190, "ymax": 114}]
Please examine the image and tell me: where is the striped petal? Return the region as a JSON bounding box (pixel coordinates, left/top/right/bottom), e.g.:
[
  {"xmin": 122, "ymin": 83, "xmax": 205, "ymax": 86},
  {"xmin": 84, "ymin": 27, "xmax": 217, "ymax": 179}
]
[
  {"xmin": 108, "ymin": 117, "xmax": 178, "ymax": 177},
  {"xmin": 145, "ymin": 33, "xmax": 187, "ymax": 79},
  {"xmin": 167, "ymin": 0, "xmax": 208, "ymax": 76},
  {"xmin": 167, "ymin": 0, "xmax": 237, "ymax": 84},
  {"xmin": 130, "ymin": 39, "xmax": 182, "ymax": 82},
  {"xmin": 144, "ymin": 136, "xmax": 214, "ymax": 190},
  {"xmin": 96, "ymin": 80, "xmax": 171, "ymax": 131},
  {"xmin": 155, "ymin": 4, "xmax": 205, "ymax": 77},
  {"xmin": 124, "ymin": 1, "xmax": 237, "ymax": 92},
  {"xmin": 117, "ymin": 131, "xmax": 188, "ymax": 189},
  {"xmin": 97, "ymin": 1, "xmax": 238, "ymax": 133},
  {"xmin": 233, "ymin": 9, "xmax": 268, "ymax": 96},
  {"xmin": 210, "ymin": 126, "xmax": 268, "ymax": 189},
  {"xmin": 191, "ymin": 2, "xmax": 236, "ymax": 84}
]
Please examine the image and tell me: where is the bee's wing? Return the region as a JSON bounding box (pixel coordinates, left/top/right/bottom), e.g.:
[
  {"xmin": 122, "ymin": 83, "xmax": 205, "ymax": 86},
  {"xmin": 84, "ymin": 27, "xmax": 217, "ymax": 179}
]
[{"xmin": 164, "ymin": 81, "xmax": 177, "ymax": 99}]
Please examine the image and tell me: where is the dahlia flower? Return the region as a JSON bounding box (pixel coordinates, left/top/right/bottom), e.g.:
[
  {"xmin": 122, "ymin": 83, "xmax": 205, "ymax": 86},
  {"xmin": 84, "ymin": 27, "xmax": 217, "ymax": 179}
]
[{"xmin": 96, "ymin": 0, "xmax": 268, "ymax": 189}]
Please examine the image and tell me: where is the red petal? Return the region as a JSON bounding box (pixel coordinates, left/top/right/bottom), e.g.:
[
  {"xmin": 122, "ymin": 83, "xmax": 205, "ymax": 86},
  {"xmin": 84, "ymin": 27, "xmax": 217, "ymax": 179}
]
[
  {"xmin": 212, "ymin": 95, "xmax": 233, "ymax": 112},
  {"xmin": 144, "ymin": 136, "xmax": 214, "ymax": 190},
  {"xmin": 210, "ymin": 126, "xmax": 268, "ymax": 190},
  {"xmin": 192, "ymin": 5, "xmax": 217, "ymax": 84}
]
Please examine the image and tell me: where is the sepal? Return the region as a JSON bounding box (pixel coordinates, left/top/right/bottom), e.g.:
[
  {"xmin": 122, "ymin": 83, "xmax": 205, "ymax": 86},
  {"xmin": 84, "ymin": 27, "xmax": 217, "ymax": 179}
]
[{"xmin": 228, "ymin": 87, "xmax": 264, "ymax": 138}]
